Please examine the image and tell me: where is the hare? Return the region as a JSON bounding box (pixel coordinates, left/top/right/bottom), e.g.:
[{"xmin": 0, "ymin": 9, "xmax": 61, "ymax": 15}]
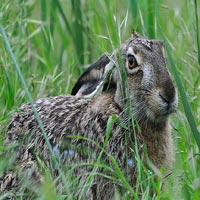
[{"xmin": 0, "ymin": 33, "xmax": 178, "ymax": 199}]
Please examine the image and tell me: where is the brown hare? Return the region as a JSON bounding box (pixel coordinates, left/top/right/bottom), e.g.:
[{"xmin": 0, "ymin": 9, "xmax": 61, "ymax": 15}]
[{"xmin": 0, "ymin": 33, "xmax": 178, "ymax": 199}]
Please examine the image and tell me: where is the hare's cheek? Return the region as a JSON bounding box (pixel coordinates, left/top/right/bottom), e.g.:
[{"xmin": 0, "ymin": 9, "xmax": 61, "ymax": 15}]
[{"xmin": 128, "ymin": 70, "xmax": 143, "ymax": 83}]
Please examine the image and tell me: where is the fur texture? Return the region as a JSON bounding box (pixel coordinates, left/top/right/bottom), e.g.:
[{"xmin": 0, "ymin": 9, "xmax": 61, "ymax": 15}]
[{"xmin": 0, "ymin": 33, "xmax": 178, "ymax": 199}]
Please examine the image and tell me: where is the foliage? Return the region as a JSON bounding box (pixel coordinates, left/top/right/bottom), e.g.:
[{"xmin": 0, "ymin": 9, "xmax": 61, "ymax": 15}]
[{"xmin": 0, "ymin": 0, "xmax": 200, "ymax": 199}]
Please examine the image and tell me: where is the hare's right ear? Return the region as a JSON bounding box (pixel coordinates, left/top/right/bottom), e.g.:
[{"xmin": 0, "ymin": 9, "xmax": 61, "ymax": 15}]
[{"xmin": 71, "ymin": 54, "xmax": 116, "ymax": 98}]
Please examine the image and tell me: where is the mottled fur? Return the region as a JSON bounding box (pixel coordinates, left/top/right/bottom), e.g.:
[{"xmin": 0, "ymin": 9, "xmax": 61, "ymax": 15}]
[{"xmin": 0, "ymin": 33, "xmax": 178, "ymax": 199}]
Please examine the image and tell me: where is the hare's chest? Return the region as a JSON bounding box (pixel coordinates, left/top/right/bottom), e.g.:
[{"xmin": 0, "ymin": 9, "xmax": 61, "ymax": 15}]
[{"xmin": 141, "ymin": 131, "xmax": 173, "ymax": 172}]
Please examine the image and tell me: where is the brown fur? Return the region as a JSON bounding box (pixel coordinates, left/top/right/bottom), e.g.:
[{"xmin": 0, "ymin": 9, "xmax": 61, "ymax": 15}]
[{"xmin": 0, "ymin": 33, "xmax": 178, "ymax": 199}]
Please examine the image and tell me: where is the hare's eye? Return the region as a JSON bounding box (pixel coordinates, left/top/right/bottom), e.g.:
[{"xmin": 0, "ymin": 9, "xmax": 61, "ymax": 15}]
[{"xmin": 127, "ymin": 55, "xmax": 137, "ymax": 69}]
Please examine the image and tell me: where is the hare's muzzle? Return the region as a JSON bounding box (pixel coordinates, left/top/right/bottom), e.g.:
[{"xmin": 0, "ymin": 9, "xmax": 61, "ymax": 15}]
[
  {"xmin": 159, "ymin": 91, "xmax": 178, "ymax": 115},
  {"xmin": 158, "ymin": 75, "xmax": 178, "ymax": 114}
]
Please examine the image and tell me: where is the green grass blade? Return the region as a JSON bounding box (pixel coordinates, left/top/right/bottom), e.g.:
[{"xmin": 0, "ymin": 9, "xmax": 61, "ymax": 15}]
[
  {"xmin": 129, "ymin": 0, "xmax": 141, "ymax": 33},
  {"xmin": 108, "ymin": 155, "xmax": 138, "ymax": 199},
  {"xmin": 71, "ymin": 0, "xmax": 85, "ymax": 65},
  {"xmin": 130, "ymin": 0, "xmax": 138, "ymax": 20},
  {"xmin": 40, "ymin": 0, "xmax": 47, "ymax": 22},
  {"xmin": 147, "ymin": 1, "xmax": 155, "ymax": 38},
  {"xmin": 194, "ymin": 0, "xmax": 200, "ymax": 64},
  {"xmin": 54, "ymin": 0, "xmax": 72, "ymax": 35},
  {"xmin": 0, "ymin": 26, "xmax": 72, "ymax": 198},
  {"xmin": 165, "ymin": 42, "xmax": 200, "ymax": 151},
  {"xmin": 78, "ymin": 115, "xmax": 113, "ymax": 199}
]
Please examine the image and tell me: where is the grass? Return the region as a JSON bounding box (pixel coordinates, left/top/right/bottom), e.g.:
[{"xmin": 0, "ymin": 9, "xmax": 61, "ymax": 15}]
[{"xmin": 0, "ymin": 0, "xmax": 200, "ymax": 199}]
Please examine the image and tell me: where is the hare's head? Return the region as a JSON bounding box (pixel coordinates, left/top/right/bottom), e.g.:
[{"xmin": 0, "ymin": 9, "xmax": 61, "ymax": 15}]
[{"xmin": 72, "ymin": 33, "xmax": 178, "ymax": 124}]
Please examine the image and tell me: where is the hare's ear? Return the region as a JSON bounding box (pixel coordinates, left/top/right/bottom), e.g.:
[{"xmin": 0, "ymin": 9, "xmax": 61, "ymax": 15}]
[{"xmin": 71, "ymin": 54, "xmax": 116, "ymax": 98}]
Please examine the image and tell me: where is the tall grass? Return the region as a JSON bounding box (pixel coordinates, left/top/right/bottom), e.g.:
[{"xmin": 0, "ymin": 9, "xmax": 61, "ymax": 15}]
[
  {"xmin": 194, "ymin": 0, "xmax": 200, "ymax": 64},
  {"xmin": 0, "ymin": 0, "xmax": 200, "ymax": 199}
]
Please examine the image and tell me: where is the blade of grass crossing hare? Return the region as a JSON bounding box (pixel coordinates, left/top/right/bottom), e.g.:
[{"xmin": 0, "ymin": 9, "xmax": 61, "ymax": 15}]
[
  {"xmin": 0, "ymin": 26, "xmax": 73, "ymax": 198},
  {"xmin": 165, "ymin": 42, "xmax": 200, "ymax": 151},
  {"xmin": 78, "ymin": 116, "xmax": 113, "ymax": 198}
]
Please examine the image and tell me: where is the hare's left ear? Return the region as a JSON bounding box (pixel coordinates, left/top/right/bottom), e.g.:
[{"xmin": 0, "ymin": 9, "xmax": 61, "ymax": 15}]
[{"xmin": 71, "ymin": 54, "xmax": 116, "ymax": 98}]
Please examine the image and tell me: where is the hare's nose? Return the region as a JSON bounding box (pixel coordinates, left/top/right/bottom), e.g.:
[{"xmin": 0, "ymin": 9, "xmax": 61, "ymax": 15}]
[
  {"xmin": 159, "ymin": 93, "xmax": 171, "ymax": 104},
  {"xmin": 159, "ymin": 83, "xmax": 176, "ymax": 105},
  {"xmin": 159, "ymin": 88, "xmax": 176, "ymax": 104}
]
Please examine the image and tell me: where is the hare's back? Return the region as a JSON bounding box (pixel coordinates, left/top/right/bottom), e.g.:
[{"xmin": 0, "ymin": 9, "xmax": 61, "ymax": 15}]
[
  {"xmin": 6, "ymin": 95, "xmax": 89, "ymax": 145},
  {"xmin": 6, "ymin": 94, "xmax": 120, "ymax": 153}
]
